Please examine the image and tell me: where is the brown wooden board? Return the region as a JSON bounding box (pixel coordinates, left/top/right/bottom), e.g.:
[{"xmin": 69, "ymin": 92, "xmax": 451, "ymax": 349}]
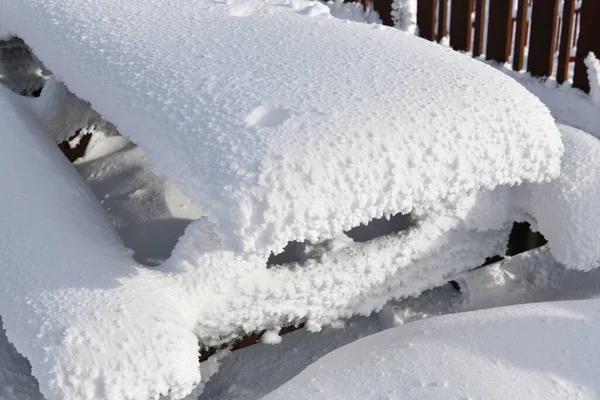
[
  {"xmin": 512, "ymin": 0, "xmax": 529, "ymax": 71},
  {"xmin": 373, "ymin": 0, "xmax": 394, "ymax": 26},
  {"xmin": 450, "ymin": 0, "xmax": 474, "ymax": 51},
  {"xmin": 573, "ymin": 0, "xmax": 600, "ymax": 93},
  {"xmin": 557, "ymin": 0, "xmax": 576, "ymax": 83},
  {"xmin": 486, "ymin": 0, "xmax": 514, "ymax": 63},
  {"xmin": 527, "ymin": 0, "xmax": 559, "ymax": 78},
  {"xmin": 473, "ymin": 0, "xmax": 487, "ymax": 57},
  {"xmin": 437, "ymin": 0, "xmax": 448, "ymax": 42},
  {"xmin": 417, "ymin": 0, "xmax": 437, "ymax": 41}
]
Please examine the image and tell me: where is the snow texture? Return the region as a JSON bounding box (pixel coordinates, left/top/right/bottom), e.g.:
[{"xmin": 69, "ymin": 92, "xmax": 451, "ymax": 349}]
[
  {"xmin": 0, "ymin": 81, "xmax": 533, "ymax": 400},
  {"xmin": 263, "ymin": 298, "xmax": 600, "ymax": 400},
  {"xmin": 392, "ymin": 0, "xmax": 417, "ymax": 33},
  {"xmin": 1, "ymin": 0, "xmax": 562, "ymax": 257},
  {"xmin": 1, "ymin": 1, "xmax": 592, "ymax": 399},
  {"xmin": 528, "ymin": 124, "xmax": 600, "ymax": 271},
  {"xmin": 585, "ymin": 52, "xmax": 600, "ymax": 106}
]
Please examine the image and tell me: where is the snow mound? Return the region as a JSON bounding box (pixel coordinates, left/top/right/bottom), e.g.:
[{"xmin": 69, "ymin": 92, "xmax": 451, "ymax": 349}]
[
  {"xmin": 263, "ymin": 298, "xmax": 600, "ymax": 400},
  {"xmin": 0, "ymin": 87, "xmax": 201, "ymax": 400},
  {"xmin": 529, "ymin": 124, "xmax": 600, "ymax": 271},
  {"xmin": 2, "ymin": 0, "xmax": 562, "ymax": 256}
]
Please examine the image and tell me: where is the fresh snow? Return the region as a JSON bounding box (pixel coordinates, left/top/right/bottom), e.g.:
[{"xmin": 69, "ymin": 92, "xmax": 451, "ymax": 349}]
[
  {"xmin": 0, "ymin": 70, "xmax": 526, "ymax": 400},
  {"xmin": 263, "ymin": 297, "xmax": 600, "ymax": 400},
  {"xmin": 2, "ymin": 0, "xmax": 561, "ymax": 256},
  {"xmin": 1, "ymin": 1, "xmax": 600, "ymax": 399}
]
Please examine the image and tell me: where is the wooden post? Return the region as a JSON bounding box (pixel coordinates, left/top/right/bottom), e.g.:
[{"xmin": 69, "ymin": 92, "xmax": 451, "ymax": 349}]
[
  {"xmin": 437, "ymin": 0, "xmax": 448, "ymax": 42},
  {"xmin": 556, "ymin": 0, "xmax": 576, "ymax": 83},
  {"xmin": 417, "ymin": 0, "xmax": 437, "ymax": 41},
  {"xmin": 512, "ymin": 0, "xmax": 528, "ymax": 71},
  {"xmin": 573, "ymin": 0, "xmax": 600, "ymax": 93},
  {"xmin": 372, "ymin": 0, "xmax": 394, "ymax": 26},
  {"xmin": 527, "ymin": 0, "xmax": 559, "ymax": 78},
  {"xmin": 486, "ymin": 0, "xmax": 514, "ymax": 63},
  {"xmin": 450, "ymin": 0, "xmax": 474, "ymax": 51},
  {"xmin": 473, "ymin": 0, "xmax": 487, "ymax": 57}
]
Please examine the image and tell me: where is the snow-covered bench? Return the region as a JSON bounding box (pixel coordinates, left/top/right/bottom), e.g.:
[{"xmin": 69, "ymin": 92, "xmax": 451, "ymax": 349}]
[{"xmin": 5, "ymin": 0, "xmax": 600, "ymax": 399}]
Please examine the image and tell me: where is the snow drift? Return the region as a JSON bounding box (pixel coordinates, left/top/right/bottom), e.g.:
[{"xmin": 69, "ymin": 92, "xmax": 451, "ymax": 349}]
[{"xmin": 263, "ymin": 297, "xmax": 600, "ymax": 400}]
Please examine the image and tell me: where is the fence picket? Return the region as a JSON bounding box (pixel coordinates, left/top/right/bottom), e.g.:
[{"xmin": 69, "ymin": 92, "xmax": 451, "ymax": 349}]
[
  {"xmin": 437, "ymin": 0, "xmax": 448, "ymax": 42},
  {"xmin": 372, "ymin": 0, "xmax": 394, "ymax": 26},
  {"xmin": 527, "ymin": 0, "xmax": 559, "ymax": 78},
  {"xmin": 450, "ymin": 0, "xmax": 474, "ymax": 51},
  {"xmin": 573, "ymin": 0, "xmax": 600, "ymax": 93},
  {"xmin": 486, "ymin": 0, "xmax": 513, "ymax": 63},
  {"xmin": 557, "ymin": 0, "xmax": 576, "ymax": 83},
  {"xmin": 417, "ymin": 0, "xmax": 437, "ymax": 41},
  {"xmin": 473, "ymin": 0, "xmax": 486, "ymax": 57},
  {"xmin": 512, "ymin": 0, "xmax": 528, "ymax": 71}
]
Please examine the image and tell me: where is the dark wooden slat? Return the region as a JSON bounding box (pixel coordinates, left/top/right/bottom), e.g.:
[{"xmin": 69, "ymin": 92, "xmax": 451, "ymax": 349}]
[
  {"xmin": 473, "ymin": 0, "xmax": 486, "ymax": 57},
  {"xmin": 450, "ymin": 0, "xmax": 474, "ymax": 51},
  {"xmin": 372, "ymin": 0, "xmax": 393, "ymax": 26},
  {"xmin": 573, "ymin": 0, "xmax": 600, "ymax": 93},
  {"xmin": 527, "ymin": 0, "xmax": 559, "ymax": 78},
  {"xmin": 557, "ymin": 0, "xmax": 576, "ymax": 83},
  {"xmin": 512, "ymin": 0, "xmax": 528, "ymax": 71},
  {"xmin": 437, "ymin": 0, "xmax": 448, "ymax": 42},
  {"xmin": 486, "ymin": 0, "xmax": 514, "ymax": 63},
  {"xmin": 417, "ymin": 0, "xmax": 436, "ymax": 41}
]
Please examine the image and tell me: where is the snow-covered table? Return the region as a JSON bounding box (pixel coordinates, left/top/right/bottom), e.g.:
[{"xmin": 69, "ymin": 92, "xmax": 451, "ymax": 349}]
[{"xmin": 0, "ymin": 0, "xmax": 582, "ymax": 399}]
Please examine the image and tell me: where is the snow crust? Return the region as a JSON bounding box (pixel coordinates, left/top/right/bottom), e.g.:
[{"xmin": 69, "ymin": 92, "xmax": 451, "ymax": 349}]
[
  {"xmin": 263, "ymin": 298, "xmax": 600, "ymax": 400},
  {"xmin": 1, "ymin": 0, "xmax": 562, "ymax": 256}
]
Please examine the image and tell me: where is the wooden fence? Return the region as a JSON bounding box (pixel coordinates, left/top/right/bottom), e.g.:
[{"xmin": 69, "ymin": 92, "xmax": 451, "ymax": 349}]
[{"xmin": 368, "ymin": 0, "xmax": 600, "ymax": 93}]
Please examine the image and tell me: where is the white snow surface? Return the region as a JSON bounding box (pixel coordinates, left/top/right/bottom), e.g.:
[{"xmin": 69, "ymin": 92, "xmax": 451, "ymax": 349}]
[
  {"xmin": 4, "ymin": 3, "xmax": 600, "ymax": 399},
  {"xmin": 529, "ymin": 124, "xmax": 600, "ymax": 271},
  {"xmin": 1, "ymin": 0, "xmax": 562, "ymax": 256},
  {"xmin": 0, "ymin": 78, "xmax": 545, "ymax": 400},
  {"xmin": 263, "ymin": 298, "xmax": 600, "ymax": 400}
]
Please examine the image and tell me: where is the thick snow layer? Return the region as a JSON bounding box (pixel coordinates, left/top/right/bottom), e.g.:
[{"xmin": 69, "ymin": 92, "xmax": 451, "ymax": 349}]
[
  {"xmin": 528, "ymin": 124, "xmax": 600, "ymax": 271},
  {"xmin": 0, "ymin": 82, "xmax": 526, "ymax": 400},
  {"xmin": 263, "ymin": 298, "xmax": 600, "ymax": 400},
  {"xmin": 1, "ymin": 0, "xmax": 562, "ymax": 255},
  {"xmin": 0, "ymin": 86, "xmax": 203, "ymax": 400}
]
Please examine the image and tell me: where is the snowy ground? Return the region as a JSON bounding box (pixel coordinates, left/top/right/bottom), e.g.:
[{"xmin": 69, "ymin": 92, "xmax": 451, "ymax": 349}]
[{"xmin": 1, "ymin": 1, "xmax": 600, "ymax": 399}]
